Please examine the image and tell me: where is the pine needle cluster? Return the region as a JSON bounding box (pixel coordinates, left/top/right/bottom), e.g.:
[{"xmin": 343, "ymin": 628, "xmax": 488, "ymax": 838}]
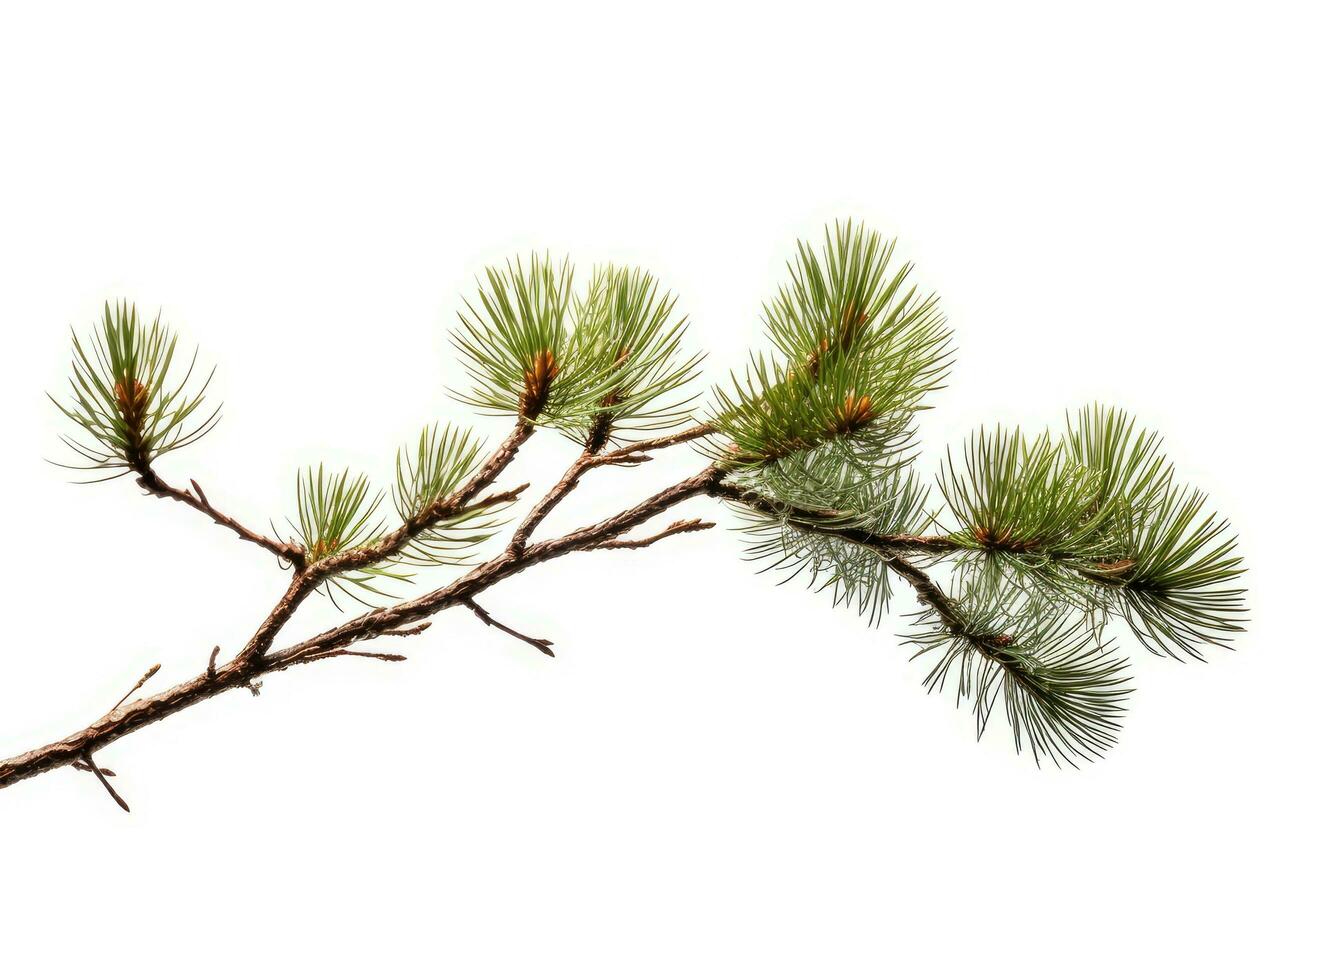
[
  {"xmin": 452, "ymin": 255, "xmax": 702, "ymax": 448},
  {"xmin": 712, "ymin": 228, "xmax": 1244, "ymax": 766},
  {"xmin": 52, "ymin": 301, "xmax": 218, "ymax": 479},
  {"xmin": 708, "ymin": 222, "xmax": 951, "ymax": 467},
  {"xmin": 391, "ymin": 423, "xmax": 511, "ymax": 565}
]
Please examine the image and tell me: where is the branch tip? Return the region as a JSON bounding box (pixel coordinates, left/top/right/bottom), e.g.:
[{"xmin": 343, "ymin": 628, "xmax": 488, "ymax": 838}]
[
  {"xmin": 112, "ymin": 663, "xmax": 161, "ymax": 712},
  {"xmin": 382, "ymin": 621, "xmax": 432, "ymax": 637},
  {"xmin": 591, "ymin": 518, "xmax": 715, "ymax": 550},
  {"xmin": 463, "ymin": 599, "xmax": 555, "ymax": 658},
  {"xmin": 80, "ymin": 752, "xmax": 130, "ymax": 812}
]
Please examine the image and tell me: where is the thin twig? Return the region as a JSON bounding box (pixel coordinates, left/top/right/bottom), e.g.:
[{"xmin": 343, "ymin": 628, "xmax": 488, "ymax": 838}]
[
  {"xmin": 463, "ymin": 599, "xmax": 555, "ymax": 658},
  {"xmin": 112, "ymin": 664, "xmax": 161, "ymax": 713},
  {"xmin": 226, "ymin": 427, "xmax": 535, "ymax": 670},
  {"xmin": 506, "ymin": 421, "xmax": 711, "ymax": 554},
  {"xmin": 590, "ymin": 518, "xmax": 716, "ymax": 550},
  {"xmin": 590, "ymin": 451, "xmax": 652, "ymax": 467},
  {"xmin": 877, "ymin": 551, "xmax": 969, "ymax": 635},
  {"xmin": 705, "ymin": 484, "xmax": 988, "ymax": 646},
  {"xmin": 381, "ymin": 622, "xmax": 432, "ymax": 637},
  {"xmin": 509, "ymin": 453, "xmax": 594, "ymax": 554},
  {"xmin": 135, "ymin": 465, "xmax": 306, "ymax": 565},
  {"xmin": 207, "ymin": 645, "xmax": 220, "ymax": 679},
  {"xmin": 281, "ymin": 466, "xmax": 723, "ymax": 663},
  {"xmin": 81, "ymin": 752, "xmax": 130, "ymax": 812},
  {"xmin": 285, "ymin": 648, "xmax": 408, "ymax": 667},
  {"xmin": 601, "ymin": 423, "xmax": 714, "ymax": 459}
]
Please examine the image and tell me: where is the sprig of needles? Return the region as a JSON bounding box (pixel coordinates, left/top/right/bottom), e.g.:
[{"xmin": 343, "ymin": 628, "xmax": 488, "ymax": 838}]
[{"xmin": 51, "ymin": 301, "xmax": 219, "ymax": 480}]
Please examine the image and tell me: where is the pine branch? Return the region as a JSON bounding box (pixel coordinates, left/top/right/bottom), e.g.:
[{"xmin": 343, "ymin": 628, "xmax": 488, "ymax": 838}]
[
  {"xmin": 0, "ymin": 461, "xmax": 722, "ymax": 796},
  {"xmin": 710, "ymin": 482, "xmax": 957, "ymax": 555},
  {"xmin": 510, "ymin": 423, "xmax": 716, "ymax": 554},
  {"xmin": 9, "ymin": 222, "xmax": 1247, "ymax": 810}
]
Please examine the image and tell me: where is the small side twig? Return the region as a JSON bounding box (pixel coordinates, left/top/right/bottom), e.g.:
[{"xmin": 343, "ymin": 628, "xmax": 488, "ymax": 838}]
[
  {"xmin": 207, "ymin": 645, "xmax": 220, "ymax": 679},
  {"xmin": 112, "ymin": 663, "xmax": 161, "ymax": 712},
  {"xmin": 72, "ymin": 760, "xmax": 116, "ymax": 777},
  {"xmin": 508, "ymin": 454, "xmax": 594, "ymax": 555},
  {"xmin": 590, "ymin": 518, "xmax": 715, "ymax": 550},
  {"xmin": 80, "ymin": 751, "xmax": 130, "ymax": 812},
  {"xmin": 134, "ymin": 465, "xmax": 306, "ymax": 566},
  {"xmin": 291, "ymin": 649, "xmax": 408, "ymax": 667},
  {"xmin": 586, "ymin": 451, "xmax": 651, "ymax": 468},
  {"xmin": 381, "ymin": 622, "xmax": 432, "ymax": 636},
  {"xmin": 462, "ymin": 599, "xmax": 555, "ymax": 658},
  {"xmin": 1, "ymin": 464, "xmax": 720, "ymax": 795},
  {"xmin": 600, "ymin": 423, "xmax": 714, "ymax": 460}
]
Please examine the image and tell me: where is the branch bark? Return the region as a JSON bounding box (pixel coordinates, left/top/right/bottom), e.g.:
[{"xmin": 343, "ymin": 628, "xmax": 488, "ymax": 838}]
[
  {"xmin": 0, "ymin": 456, "xmax": 723, "ymax": 796},
  {"xmin": 0, "ymin": 423, "xmax": 972, "ymax": 805}
]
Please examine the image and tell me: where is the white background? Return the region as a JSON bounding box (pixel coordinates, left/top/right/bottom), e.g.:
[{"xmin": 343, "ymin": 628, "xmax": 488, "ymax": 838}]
[{"xmin": 1, "ymin": 2, "xmax": 1324, "ymax": 977}]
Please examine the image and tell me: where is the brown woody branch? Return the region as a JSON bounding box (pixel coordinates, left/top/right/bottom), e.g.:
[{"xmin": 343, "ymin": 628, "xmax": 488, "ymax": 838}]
[
  {"xmin": 507, "ymin": 423, "xmax": 714, "ymax": 556},
  {"xmin": 707, "ymin": 482, "xmax": 959, "ymax": 554},
  {"xmin": 276, "ymin": 648, "xmax": 409, "ymax": 668},
  {"xmin": 82, "ymin": 751, "xmax": 130, "ymax": 812},
  {"xmin": 0, "ymin": 421, "xmax": 970, "ymax": 808},
  {"xmin": 273, "ymin": 465, "xmax": 726, "ymax": 662},
  {"xmin": 227, "ymin": 425, "xmax": 533, "ymax": 670},
  {"xmin": 135, "ymin": 464, "xmax": 305, "ymax": 565},
  {"xmin": 325, "ymin": 424, "xmax": 534, "ymax": 573},
  {"xmin": 705, "ymin": 483, "xmax": 1040, "ymax": 650},
  {"xmin": 507, "ymin": 450, "xmax": 596, "ymax": 555},
  {"xmin": 0, "ymin": 449, "xmax": 724, "ymax": 799},
  {"xmin": 463, "ymin": 599, "xmax": 555, "ymax": 657},
  {"xmin": 0, "ymin": 426, "xmax": 543, "ymax": 801},
  {"xmin": 598, "ymin": 423, "xmax": 714, "ymax": 458},
  {"xmin": 705, "ymin": 482, "xmax": 995, "ymax": 637}
]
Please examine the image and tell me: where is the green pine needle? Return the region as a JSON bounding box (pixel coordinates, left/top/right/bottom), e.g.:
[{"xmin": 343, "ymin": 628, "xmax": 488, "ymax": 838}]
[
  {"xmin": 451, "ymin": 254, "xmax": 610, "ymax": 427},
  {"xmin": 939, "ymin": 426, "xmax": 1105, "ymax": 558},
  {"xmin": 765, "ymin": 220, "xmax": 946, "ymax": 374},
  {"xmin": 1119, "ymin": 482, "xmax": 1246, "ymax": 659},
  {"xmin": 904, "ymin": 582, "xmax": 1132, "ymax": 768},
  {"xmin": 291, "ymin": 465, "xmax": 407, "ymax": 606},
  {"xmin": 1065, "ymin": 404, "xmax": 1172, "ymax": 516},
  {"xmin": 706, "ymin": 222, "xmax": 951, "ymax": 468},
  {"xmin": 391, "ymin": 423, "xmax": 512, "ymax": 566},
  {"xmin": 569, "ymin": 264, "xmax": 704, "ymax": 449},
  {"xmin": 51, "ymin": 301, "xmax": 219, "ymax": 479},
  {"xmin": 732, "ymin": 453, "xmax": 932, "ymax": 625}
]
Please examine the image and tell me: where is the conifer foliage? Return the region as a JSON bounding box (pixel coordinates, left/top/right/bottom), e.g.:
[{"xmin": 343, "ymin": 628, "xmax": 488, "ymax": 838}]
[{"xmin": 8, "ymin": 220, "xmax": 1246, "ymax": 810}]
